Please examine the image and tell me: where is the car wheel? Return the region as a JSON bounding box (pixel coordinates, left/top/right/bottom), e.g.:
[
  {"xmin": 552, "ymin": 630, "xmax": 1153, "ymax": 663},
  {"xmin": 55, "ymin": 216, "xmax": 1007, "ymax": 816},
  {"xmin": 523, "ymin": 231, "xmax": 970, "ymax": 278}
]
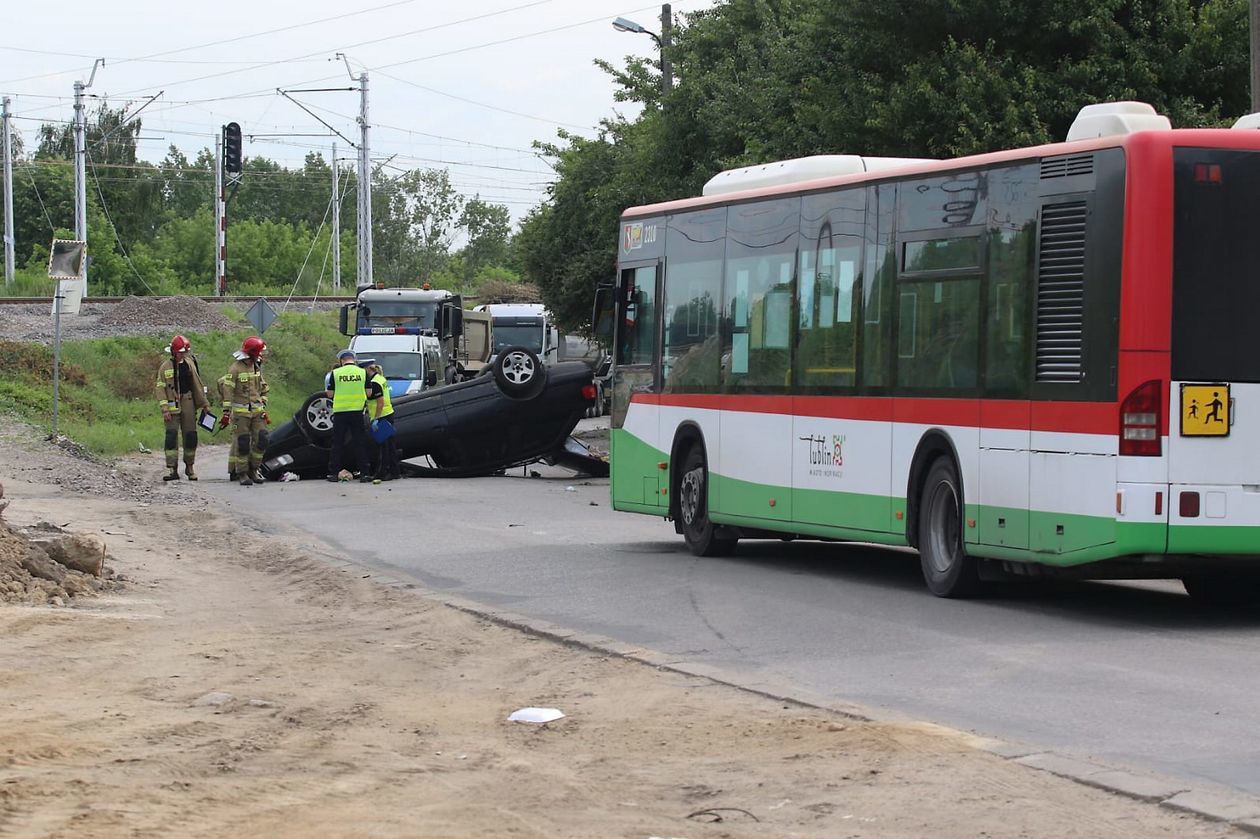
[
  {"xmin": 678, "ymin": 447, "xmax": 736, "ymax": 557},
  {"xmin": 296, "ymin": 392, "xmax": 334, "ymax": 441},
  {"xmin": 492, "ymin": 345, "xmax": 546, "ymax": 399},
  {"xmin": 918, "ymin": 457, "xmax": 979, "ymax": 598}
]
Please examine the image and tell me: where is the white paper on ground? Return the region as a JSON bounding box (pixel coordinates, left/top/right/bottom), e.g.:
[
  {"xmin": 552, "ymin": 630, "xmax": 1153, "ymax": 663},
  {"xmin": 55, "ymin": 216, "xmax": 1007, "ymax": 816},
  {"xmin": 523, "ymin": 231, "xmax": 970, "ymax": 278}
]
[{"xmin": 508, "ymin": 707, "xmax": 565, "ymax": 724}]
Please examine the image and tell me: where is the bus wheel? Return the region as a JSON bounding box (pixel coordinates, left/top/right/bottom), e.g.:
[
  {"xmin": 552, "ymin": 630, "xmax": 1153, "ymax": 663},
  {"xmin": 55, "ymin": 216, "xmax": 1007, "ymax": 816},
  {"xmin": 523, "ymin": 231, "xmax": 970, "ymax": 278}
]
[
  {"xmin": 1182, "ymin": 573, "xmax": 1260, "ymax": 605},
  {"xmin": 678, "ymin": 447, "xmax": 736, "ymax": 557},
  {"xmin": 918, "ymin": 457, "xmax": 979, "ymax": 598}
]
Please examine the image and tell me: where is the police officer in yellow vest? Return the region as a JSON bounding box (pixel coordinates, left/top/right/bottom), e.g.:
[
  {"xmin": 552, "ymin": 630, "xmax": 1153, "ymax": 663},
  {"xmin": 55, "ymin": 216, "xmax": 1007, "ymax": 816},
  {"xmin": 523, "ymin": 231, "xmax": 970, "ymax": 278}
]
[
  {"xmin": 367, "ymin": 362, "xmax": 402, "ymax": 481},
  {"xmin": 325, "ymin": 350, "xmax": 384, "ymax": 483}
]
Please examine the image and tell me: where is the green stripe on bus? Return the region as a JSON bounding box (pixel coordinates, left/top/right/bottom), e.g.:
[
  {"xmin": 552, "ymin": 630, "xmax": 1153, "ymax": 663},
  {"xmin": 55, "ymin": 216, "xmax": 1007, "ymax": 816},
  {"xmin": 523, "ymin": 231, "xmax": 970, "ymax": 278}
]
[{"xmin": 1169, "ymin": 524, "xmax": 1260, "ymax": 554}]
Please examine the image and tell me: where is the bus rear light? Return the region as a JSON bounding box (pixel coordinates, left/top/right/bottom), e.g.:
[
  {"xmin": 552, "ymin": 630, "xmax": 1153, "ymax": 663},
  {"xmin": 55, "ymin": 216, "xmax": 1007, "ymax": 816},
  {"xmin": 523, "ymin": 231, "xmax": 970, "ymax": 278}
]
[
  {"xmin": 580, "ymin": 384, "xmax": 597, "ymax": 401},
  {"xmin": 1180, "ymin": 491, "xmax": 1200, "ymax": 518},
  {"xmin": 1119, "ymin": 380, "xmax": 1162, "ymax": 456}
]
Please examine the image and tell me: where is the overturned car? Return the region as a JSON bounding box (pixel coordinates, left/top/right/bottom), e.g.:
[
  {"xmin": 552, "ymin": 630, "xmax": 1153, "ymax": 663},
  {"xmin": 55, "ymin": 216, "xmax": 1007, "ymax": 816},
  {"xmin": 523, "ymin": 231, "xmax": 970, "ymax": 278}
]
[{"xmin": 260, "ymin": 347, "xmax": 607, "ymax": 480}]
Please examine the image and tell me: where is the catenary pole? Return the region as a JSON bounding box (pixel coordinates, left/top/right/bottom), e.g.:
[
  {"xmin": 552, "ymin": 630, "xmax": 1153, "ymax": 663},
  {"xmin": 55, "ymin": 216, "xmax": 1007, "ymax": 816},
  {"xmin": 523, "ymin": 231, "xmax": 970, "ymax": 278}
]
[
  {"xmin": 1252, "ymin": 0, "xmax": 1260, "ymax": 112},
  {"xmin": 660, "ymin": 3, "xmax": 673, "ymax": 95},
  {"xmin": 72, "ymin": 60, "xmax": 103, "ymax": 303},
  {"xmin": 214, "ymin": 131, "xmax": 225, "ymax": 296},
  {"xmin": 356, "ymin": 71, "xmax": 372, "ymax": 287},
  {"xmin": 2, "ymin": 96, "xmax": 13, "ymax": 286},
  {"xmin": 332, "ymin": 141, "xmax": 341, "ymax": 291}
]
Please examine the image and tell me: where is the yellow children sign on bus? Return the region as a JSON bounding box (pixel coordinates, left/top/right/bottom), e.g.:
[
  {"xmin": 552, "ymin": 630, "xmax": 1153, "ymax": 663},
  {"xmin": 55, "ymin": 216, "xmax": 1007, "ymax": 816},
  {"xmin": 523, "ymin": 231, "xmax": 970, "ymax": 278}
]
[{"xmin": 1180, "ymin": 383, "xmax": 1230, "ymax": 437}]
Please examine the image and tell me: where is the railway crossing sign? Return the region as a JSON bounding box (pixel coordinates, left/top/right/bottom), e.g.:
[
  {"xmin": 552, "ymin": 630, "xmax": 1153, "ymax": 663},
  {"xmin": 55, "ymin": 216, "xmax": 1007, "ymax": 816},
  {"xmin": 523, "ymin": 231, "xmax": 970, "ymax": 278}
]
[{"xmin": 245, "ymin": 297, "xmax": 278, "ymax": 334}]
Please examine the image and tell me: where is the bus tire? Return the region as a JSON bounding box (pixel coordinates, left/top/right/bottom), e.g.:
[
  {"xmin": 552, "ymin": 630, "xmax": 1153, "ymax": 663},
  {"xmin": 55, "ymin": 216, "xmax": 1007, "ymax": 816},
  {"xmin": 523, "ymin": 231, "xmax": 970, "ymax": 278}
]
[
  {"xmin": 678, "ymin": 447, "xmax": 736, "ymax": 557},
  {"xmin": 1182, "ymin": 573, "xmax": 1260, "ymax": 605},
  {"xmin": 918, "ymin": 457, "xmax": 979, "ymax": 598}
]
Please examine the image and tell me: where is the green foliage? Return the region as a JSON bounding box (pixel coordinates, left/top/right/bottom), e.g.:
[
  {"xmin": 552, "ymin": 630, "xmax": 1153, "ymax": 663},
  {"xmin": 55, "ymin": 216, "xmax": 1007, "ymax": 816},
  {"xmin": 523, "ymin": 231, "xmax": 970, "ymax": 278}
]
[
  {"xmin": 1, "ymin": 312, "xmax": 345, "ymax": 457},
  {"xmin": 517, "ymin": 0, "xmax": 1251, "ymax": 331}
]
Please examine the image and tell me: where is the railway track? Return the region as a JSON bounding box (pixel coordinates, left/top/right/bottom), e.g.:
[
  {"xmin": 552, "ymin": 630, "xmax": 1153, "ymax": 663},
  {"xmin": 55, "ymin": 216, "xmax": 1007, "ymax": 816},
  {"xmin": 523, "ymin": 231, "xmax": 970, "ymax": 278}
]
[{"xmin": 0, "ymin": 296, "xmax": 356, "ymax": 305}]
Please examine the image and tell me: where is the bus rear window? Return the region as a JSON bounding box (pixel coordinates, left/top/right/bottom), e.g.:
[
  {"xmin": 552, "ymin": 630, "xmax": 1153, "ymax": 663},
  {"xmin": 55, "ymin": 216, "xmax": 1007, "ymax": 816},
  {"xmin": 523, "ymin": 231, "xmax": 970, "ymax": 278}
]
[{"xmin": 1172, "ymin": 148, "xmax": 1260, "ymax": 382}]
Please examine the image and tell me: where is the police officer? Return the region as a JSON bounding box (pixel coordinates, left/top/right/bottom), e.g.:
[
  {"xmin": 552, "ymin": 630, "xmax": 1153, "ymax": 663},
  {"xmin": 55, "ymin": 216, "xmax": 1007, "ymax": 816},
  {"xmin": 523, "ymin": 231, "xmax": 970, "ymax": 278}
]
[
  {"xmin": 325, "ymin": 350, "xmax": 383, "ymax": 483},
  {"xmin": 367, "ymin": 362, "xmax": 401, "ymax": 481},
  {"xmin": 222, "ymin": 336, "xmax": 270, "ymax": 486},
  {"xmin": 154, "ymin": 334, "xmax": 211, "ymax": 481}
]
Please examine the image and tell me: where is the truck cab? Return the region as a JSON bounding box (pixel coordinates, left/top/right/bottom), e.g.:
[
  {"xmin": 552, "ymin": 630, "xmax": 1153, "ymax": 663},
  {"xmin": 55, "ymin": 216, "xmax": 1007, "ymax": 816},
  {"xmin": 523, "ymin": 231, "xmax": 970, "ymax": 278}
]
[{"xmin": 476, "ymin": 302, "xmax": 562, "ymax": 365}]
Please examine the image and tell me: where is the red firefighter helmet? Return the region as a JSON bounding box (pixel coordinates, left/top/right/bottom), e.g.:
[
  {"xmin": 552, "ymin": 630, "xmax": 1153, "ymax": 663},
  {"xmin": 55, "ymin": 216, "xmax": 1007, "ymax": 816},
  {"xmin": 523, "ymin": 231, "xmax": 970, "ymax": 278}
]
[
  {"xmin": 242, "ymin": 336, "xmax": 266, "ymax": 359},
  {"xmin": 169, "ymin": 335, "xmax": 191, "ymax": 354}
]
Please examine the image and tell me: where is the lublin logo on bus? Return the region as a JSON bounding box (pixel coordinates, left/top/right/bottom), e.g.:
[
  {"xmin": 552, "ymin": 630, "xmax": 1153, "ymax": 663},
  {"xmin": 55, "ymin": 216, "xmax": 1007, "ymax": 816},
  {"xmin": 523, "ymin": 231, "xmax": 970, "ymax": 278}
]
[
  {"xmin": 622, "ymin": 222, "xmax": 657, "ymax": 253},
  {"xmin": 798, "ymin": 433, "xmax": 845, "ymax": 478}
]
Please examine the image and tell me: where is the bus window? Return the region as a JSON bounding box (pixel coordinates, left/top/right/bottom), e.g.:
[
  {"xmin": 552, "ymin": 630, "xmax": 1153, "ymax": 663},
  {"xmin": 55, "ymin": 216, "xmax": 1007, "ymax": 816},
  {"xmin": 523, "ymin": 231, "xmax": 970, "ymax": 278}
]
[
  {"xmin": 723, "ymin": 198, "xmax": 800, "ymax": 390},
  {"xmin": 618, "ymin": 265, "xmax": 658, "ymax": 366},
  {"xmin": 662, "ymin": 208, "xmax": 725, "ymax": 392},
  {"xmin": 800, "ymin": 189, "xmax": 865, "ymax": 389},
  {"xmin": 985, "ymin": 163, "xmax": 1038, "ymax": 395},
  {"xmin": 861, "ymin": 184, "xmax": 895, "ymax": 387},
  {"xmin": 895, "ymin": 277, "xmax": 981, "ymax": 389}
]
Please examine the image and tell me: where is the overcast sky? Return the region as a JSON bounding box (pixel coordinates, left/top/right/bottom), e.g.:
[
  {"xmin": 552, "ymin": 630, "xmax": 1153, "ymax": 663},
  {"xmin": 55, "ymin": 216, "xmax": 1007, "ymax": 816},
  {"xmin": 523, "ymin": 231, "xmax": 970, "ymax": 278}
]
[{"xmin": 0, "ymin": 0, "xmax": 715, "ymax": 225}]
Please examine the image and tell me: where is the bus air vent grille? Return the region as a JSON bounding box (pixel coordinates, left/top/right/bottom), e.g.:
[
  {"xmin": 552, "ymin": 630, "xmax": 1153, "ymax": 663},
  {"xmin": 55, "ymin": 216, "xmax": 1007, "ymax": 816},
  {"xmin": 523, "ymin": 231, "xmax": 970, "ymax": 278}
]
[
  {"xmin": 1040, "ymin": 154, "xmax": 1094, "ymax": 179},
  {"xmin": 1035, "ymin": 201, "xmax": 1088, "ymax": 382}
]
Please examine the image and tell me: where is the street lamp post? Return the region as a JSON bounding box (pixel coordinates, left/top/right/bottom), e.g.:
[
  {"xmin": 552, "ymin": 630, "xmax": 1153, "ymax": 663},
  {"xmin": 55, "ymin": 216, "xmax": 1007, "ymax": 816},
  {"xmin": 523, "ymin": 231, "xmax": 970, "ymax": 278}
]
[{"xmin": 612, "ymin": 3, "xmax": 672, "ymax": 96}]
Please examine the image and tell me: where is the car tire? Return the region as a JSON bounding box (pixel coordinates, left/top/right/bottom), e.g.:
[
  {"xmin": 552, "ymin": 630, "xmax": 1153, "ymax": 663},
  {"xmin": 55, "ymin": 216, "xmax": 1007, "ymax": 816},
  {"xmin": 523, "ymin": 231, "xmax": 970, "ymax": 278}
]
[
  {"xmin": 678, "ymin": 446, "xmax": 736, "ymax": 557},
  {"xmin": 918, "ymin": 457, "xmax": 980, "ymax": 598},
  {"xmin": 295, "ymin": 392, "xmax": 335, "ymax": 441},
  {"xmin": 491, "ymin": 346, "xmax": 546, "ymax": 399}
]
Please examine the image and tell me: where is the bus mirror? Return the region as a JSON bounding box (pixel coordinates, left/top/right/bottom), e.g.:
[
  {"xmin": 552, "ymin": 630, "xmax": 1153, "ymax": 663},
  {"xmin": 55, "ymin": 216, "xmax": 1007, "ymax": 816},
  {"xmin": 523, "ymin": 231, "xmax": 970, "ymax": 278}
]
[
  {"xmin": 338, "ymin": 305, "xmax": 349, "ymax": 336},
  {"xmin": 592, "ymin": 286, "xmax": 614, "ymax": 343}
]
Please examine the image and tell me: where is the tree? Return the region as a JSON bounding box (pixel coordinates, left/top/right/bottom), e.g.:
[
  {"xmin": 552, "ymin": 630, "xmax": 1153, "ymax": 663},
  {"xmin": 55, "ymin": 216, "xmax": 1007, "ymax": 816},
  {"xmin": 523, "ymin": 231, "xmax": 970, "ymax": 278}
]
[
  {"xmin": 518, "ymin": 0, "xmax": 1252, "ymax": 331},
  {"xmin": 458, "ymin": 197, "xmax": 511, "ymax": 287}
]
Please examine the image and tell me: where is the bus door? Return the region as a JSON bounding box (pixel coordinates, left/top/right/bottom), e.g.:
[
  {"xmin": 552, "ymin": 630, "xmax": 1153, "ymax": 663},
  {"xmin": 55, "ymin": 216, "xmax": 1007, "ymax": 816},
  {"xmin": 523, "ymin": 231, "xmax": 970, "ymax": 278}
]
[
  {"xmin": 1166, "ymin": 147, "xmax": 1260, "ymax": 552},
  {"xmin": 610, "ymin": 261, "xmax": 665, "ymax": 510}
]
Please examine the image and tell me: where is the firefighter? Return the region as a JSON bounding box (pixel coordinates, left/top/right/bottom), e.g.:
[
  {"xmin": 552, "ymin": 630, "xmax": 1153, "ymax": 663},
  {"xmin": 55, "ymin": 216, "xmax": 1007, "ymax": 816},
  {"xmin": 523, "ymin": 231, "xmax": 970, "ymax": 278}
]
[
  {"xmin": 154, "ymin": 334, "xmax": 211, "ymax": 481},
  {"xmin": 222, "ymin": 336, "xmax": 270, "ymax": 486}
]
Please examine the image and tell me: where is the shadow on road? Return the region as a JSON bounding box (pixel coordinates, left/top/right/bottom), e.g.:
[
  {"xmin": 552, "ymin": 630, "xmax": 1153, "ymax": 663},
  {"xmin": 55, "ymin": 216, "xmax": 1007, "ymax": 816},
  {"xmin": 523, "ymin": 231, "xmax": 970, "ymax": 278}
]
[{"xmin": 661, "ymin": 537, "xmax": 1260, "ymax": 630}]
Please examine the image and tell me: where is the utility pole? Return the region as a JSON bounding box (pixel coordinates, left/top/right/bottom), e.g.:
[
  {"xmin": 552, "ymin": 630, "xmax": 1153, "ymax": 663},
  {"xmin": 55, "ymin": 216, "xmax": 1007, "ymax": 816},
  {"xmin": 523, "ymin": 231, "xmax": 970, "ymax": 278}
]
[
  {"xmin": 331, "ymin": 142, "xmax": 341, "ymax": 291},
  {"xmin": 2, "ymin": 96, "xmax": 13, "ymax": 286},
  {"xmin": 355, "ymin": 71, "xmax": 373, "ymax": 288},
  {"xmin": 337, "ymin": 54, "xmax": 372, "ymax": 288},
  {"xmin": 214, "ymin": 132, "xmax": 225, "ymax": 296},
  {"xmin": 1252, "ymin": 0, "xmax": 1260, "ymax": 112},
  {"xmin": 71, "ymin": 59, "xmax": 104, "ymax": 311},
  {"xmin": 660, "ymin": 3, "xmax": 673, "ymax": 95}
]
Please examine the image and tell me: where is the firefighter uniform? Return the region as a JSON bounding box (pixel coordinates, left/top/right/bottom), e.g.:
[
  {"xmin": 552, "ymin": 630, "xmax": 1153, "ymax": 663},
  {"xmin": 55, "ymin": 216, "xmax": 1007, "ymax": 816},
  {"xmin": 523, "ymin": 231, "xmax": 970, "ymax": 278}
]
[
  {"xmin": 223, "ymin": 352, "xmax": 270, "ymax": 484},
  {"xmin": 217, "ymin": 373, "xmax": 236, "ymax": 480},
  {"xmin": 155, "ymin": 347, "xmax": 211, "ymax": 480}
]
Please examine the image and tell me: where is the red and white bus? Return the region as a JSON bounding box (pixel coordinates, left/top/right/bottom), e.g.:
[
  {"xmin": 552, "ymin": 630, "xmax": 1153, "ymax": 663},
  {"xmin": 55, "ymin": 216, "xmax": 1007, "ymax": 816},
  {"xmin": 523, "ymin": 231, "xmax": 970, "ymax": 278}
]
[{"xmin": 601, "ymin": 101, "xmax": 1260, "ymax": 600}]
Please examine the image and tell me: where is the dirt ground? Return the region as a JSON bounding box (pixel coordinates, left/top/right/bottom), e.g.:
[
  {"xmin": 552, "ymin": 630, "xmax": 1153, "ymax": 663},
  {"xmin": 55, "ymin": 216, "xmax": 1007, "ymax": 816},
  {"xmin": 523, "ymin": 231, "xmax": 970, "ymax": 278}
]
[{"xmin": 0, "ymin": 423, "xmax": 1244, "ymax": 838}]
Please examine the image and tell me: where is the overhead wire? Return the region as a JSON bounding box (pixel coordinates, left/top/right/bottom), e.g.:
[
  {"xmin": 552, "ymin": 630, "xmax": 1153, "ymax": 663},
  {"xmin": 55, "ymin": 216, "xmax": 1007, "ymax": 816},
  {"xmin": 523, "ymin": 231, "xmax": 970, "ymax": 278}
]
[{"xmin": 86, "ymin": 150, "xmax": 156, "ymax": 293}]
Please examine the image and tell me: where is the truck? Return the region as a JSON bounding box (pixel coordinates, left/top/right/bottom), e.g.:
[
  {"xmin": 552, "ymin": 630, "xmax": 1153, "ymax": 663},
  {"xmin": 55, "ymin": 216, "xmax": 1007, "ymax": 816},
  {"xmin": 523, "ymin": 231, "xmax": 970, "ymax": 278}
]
[
  {"xmin": 339, "ymin": 283, "xmax": 492, "ymax": 384},
  {"xmin": 475, "ymin": 303, "xmax": 560, "ymax": 364}
]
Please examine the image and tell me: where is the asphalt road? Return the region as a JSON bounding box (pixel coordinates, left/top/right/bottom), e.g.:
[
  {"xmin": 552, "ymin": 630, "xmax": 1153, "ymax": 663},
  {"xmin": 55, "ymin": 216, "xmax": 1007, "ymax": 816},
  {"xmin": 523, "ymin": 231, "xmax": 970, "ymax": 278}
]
[{"xmin": 200, "ymin": 453, "xmax": 1260, "ymax": 799}]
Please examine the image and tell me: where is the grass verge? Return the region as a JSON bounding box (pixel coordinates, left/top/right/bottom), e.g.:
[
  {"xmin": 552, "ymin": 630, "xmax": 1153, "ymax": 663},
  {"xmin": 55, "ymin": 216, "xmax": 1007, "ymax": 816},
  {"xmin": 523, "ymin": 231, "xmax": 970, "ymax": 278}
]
[{"xmin": 1, "ymin": 310, "xmax": 346, "ymax": 457}]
